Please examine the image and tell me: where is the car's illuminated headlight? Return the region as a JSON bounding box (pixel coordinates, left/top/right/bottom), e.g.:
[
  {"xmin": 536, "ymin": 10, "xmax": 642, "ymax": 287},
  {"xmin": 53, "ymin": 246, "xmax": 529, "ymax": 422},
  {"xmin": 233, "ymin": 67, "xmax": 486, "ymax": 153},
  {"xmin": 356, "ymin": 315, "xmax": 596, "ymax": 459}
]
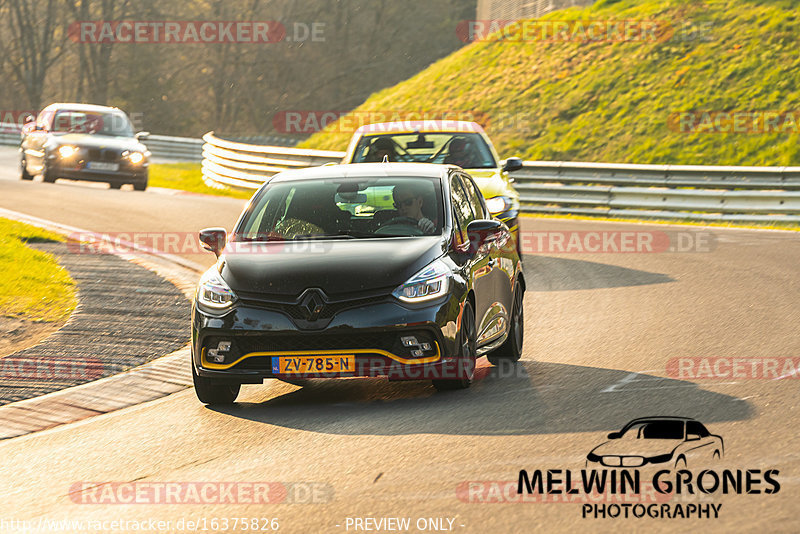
[
  {"xmin": 58, "ymin": 145, "xmax": 78, "ymax": 158},
  {"xmin": 197, "ymin": 268, "xmax": 237, "ymax": 309},
  {"xmin": 485, "ymin": 196, "xmax": 512, "ymax": 215},
  {"xmin": 393, "ymin": 259, "xmax": 450, "ymax": 303},
  {"xmin": 126, "ymin": 151, "xmax": 145, "ymax": 164}
]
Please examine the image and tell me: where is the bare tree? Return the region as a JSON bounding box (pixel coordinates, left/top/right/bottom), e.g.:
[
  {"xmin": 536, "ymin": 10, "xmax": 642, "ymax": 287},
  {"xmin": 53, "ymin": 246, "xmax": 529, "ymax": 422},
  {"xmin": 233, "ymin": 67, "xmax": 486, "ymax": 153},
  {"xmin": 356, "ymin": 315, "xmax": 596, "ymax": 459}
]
[
  {"xmin": 69, "ymin": 0, "xmax": 133, "ymax": 104},
  {"xmin": 0, "ymin": 0, "xmax": 68, "ymax": 110}
]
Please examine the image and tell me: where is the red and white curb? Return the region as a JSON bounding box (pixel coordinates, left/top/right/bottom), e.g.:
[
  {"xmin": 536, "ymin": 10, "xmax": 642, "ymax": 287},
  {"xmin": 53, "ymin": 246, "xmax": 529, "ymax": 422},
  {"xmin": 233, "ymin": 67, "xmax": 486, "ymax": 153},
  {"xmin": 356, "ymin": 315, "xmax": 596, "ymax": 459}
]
[{"xmin": 0, "ymin": 207, "xmax": 203, "ymax": 440}]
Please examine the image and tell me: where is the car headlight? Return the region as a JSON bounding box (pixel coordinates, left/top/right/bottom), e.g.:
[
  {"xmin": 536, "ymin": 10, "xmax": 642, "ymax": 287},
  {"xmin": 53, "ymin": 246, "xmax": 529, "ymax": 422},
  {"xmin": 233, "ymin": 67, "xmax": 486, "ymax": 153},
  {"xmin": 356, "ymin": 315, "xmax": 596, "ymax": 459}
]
[
  {"xmin": 485, "ymin": 196, "xmax": 512, "ymax": 215},
  {"xmin": 392, "ymin": 259, "xmax": 450, "ymax": 303},
  {"xmin": 58, "ymin": 145, "xmax": 78, "ymax": 158},
  {"xmin": 197, "ymin": 268, "xmax": 237, "ymax": 309},
  {"xmin": 125, "ymin": 151, "xmax": 145, "ymax": 164}
]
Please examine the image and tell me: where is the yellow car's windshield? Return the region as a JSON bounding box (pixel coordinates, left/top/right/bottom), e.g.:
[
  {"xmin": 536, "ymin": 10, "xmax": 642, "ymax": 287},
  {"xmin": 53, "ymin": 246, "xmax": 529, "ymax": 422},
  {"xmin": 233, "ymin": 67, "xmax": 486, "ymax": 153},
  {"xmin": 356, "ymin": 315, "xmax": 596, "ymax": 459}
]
[{"xmin": 352, "ymin": 132, "xmax": 497, "ymax": 169}]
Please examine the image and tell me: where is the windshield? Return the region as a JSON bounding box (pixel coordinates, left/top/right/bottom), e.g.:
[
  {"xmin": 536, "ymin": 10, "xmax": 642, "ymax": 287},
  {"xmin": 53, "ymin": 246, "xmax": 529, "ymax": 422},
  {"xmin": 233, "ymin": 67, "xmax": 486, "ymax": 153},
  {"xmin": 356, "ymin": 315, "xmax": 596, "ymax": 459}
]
[
  {"xmin": 235, "ymin": 176, "xmax": 444, "ymax": 241},
  {"xmin": 623, "ymin": 421, "xmax": 685, "ymax": 440},
  {"xmin": 351, "ymin": 132, "xmax": 496, "ymax": 169},
  {"xmin": 52, "ymin": 111, "xmax": 135, "ymax": 137}
]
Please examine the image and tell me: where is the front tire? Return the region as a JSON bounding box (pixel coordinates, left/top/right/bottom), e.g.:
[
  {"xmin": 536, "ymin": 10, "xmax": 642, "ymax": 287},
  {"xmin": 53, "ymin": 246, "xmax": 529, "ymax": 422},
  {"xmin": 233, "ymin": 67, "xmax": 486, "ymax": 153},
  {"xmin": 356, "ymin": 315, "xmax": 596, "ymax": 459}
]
[
  {"xmin": 192, "ymin": 365, "xmax": 240, "ymax": 405},
  {"xmin": 42, "ymin": 162, "xmax": 56, "ymax": 183},
  {"xmin": 20, "ymin": 157, "xmax": 33, "ymax": 180},
  {"xmin": 132, "ymin": 177, "xmax": 148, "ymax": 191},
  {"xmin": 433, "ymin": 300, "xmax": 477, "ymax": 391},
  {"xmin": 487, "ymin": 282, "xmax": 524, "ymax": 365}
]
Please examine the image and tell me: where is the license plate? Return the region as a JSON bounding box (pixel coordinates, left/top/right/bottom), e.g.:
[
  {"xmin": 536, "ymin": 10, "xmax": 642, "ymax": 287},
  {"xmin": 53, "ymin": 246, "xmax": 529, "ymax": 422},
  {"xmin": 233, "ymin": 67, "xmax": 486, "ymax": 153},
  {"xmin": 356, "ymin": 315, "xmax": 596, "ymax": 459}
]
[
  {"xmin": 87, "ymin": 161, "xmax": 119, "ymax": 171},
  {"xmin": 272, "ymin": 355, "xmax": 355, "ymax": 374}
]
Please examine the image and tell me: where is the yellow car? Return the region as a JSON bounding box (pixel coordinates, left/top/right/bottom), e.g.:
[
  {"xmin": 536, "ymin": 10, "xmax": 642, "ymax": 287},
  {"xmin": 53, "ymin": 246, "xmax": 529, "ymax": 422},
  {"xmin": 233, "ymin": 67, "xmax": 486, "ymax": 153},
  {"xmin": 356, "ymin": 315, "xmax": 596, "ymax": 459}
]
[{"xmin": 342, "ymin": 121, "xmax": 523, "ymax": 254}]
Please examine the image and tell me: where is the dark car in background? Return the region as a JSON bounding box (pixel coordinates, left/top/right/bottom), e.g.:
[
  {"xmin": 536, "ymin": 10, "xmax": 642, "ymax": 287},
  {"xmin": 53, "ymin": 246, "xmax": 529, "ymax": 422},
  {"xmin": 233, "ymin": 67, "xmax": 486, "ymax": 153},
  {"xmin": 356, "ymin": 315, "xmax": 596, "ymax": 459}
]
[
  {"xmin": 20, "ymin": 103, "xmax": 150, "ymax": 190},
  {"xmin": 191, "ymin": 162, "xmax": 525, "ymax": 404}
]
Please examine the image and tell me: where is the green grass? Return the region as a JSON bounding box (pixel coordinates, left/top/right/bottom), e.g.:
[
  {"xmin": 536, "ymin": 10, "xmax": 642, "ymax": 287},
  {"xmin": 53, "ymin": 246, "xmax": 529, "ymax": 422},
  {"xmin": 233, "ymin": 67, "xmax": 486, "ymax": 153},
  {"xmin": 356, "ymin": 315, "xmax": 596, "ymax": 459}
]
[
  {"xmin": 149, "ymin": 163, "xmax": 254, "ymax": 199},
  {"xmin": 0, "ymin": 218, "xmax": 77, "ymax": 322},
  {"xmin": 301, "ymin": 0, "xmax": 800, "ymax": 167}
]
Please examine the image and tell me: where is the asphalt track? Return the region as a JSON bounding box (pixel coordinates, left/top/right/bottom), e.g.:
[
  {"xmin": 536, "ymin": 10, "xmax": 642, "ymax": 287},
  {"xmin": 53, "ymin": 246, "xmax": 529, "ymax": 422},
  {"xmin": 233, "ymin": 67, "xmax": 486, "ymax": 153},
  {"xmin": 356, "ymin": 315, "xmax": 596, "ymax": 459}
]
[{"xmin": 0, "ymin": 146, "xmax": 798, "ymax": 533}]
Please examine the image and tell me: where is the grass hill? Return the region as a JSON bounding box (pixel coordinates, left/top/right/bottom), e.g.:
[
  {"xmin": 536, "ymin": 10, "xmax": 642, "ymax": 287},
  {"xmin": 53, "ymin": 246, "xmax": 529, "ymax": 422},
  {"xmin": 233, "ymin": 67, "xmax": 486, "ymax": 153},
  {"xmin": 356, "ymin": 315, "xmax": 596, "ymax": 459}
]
[{"xmin": 301, "ymin": 0, "xmax": 800, "ymax": 166}]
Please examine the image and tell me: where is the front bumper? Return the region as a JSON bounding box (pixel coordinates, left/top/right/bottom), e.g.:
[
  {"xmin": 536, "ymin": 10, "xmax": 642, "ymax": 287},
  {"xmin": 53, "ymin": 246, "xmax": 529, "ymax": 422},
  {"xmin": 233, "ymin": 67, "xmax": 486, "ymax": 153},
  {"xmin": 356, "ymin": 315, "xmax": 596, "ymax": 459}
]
[
  {"xmin": 47, "ymin": 156, "xmax": 148, "ymax": 184},
  {"xmin": 192, "ymin": 294, "xmax": 466, "ymax": 384}
]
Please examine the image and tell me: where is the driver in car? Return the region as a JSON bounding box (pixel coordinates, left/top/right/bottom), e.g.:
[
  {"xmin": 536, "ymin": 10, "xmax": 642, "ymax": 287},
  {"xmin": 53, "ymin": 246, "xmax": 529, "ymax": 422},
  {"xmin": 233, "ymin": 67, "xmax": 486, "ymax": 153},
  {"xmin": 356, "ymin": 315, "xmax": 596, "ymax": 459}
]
[
  {"xmin": 391, "ymin": 183, "xmax": 436, "ymax": 234},
  {"xmin": 444, "ymin": 136, "xmax": 478, "ymax": 168}
]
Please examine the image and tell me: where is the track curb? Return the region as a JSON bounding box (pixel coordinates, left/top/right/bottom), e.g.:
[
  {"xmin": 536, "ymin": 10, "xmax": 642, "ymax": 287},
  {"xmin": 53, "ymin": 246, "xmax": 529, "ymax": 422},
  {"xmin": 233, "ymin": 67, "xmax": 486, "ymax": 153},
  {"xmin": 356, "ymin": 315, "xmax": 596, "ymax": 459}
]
[{"xmin": 0, "ymin": 208, "xmax": 203, "ymax": 440}]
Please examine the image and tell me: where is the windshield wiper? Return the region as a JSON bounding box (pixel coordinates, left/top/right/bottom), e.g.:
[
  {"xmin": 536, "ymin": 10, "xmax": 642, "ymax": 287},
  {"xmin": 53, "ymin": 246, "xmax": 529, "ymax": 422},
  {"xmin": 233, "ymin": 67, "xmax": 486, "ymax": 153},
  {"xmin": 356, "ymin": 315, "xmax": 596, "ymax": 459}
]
[{"xmin": 335, "ymin": 230, "xmax": 379, "ymax": 238}]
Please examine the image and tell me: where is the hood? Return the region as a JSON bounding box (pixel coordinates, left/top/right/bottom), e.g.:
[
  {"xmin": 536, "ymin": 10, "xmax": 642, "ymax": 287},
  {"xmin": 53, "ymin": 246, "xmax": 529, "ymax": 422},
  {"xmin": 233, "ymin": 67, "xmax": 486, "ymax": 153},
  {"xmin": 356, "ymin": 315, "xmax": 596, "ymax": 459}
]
[
  {"xmin": 49, "ymin": 133, "xmax": 147, "ymax": 152},
  {"xmin": 220, "ymin": 236, "xmax": 447, "ymax": 298},
  {"xmin": 464, "ymin": 169, "xmax": 517, "ymax": 201},
  {"xmin": 590, "ymin": 438, "xmax": 684, "ymax": 458}
]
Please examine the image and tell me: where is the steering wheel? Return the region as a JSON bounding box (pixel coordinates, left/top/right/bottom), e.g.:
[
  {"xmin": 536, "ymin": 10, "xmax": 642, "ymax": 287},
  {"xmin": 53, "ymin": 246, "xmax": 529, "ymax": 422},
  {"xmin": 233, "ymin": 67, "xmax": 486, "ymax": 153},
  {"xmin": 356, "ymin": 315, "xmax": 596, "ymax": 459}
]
[{"xmin": 376, "ymin": 216, "xmax": 423, "ymax": 236}]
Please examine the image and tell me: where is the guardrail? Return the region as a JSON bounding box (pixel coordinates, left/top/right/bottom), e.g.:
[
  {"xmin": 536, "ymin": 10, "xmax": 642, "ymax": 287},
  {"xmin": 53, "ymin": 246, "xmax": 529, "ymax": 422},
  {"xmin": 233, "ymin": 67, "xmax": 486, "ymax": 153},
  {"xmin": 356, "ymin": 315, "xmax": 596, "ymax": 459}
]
[
  {"xmin": 0, "ymin": 122, "xmax": 22, "ymax": 146},
  {"xmin": 513, "ymin": 162, "xmax": 800, "ymax": 222},
  {"xmin": 200, "ymin": 134, "xmax": 800, "ymax": 223},
  {"xmin": 200, "ymin": 131, "xmax": 345, "ymax": 190},
  {"xmin": 143, "ymin": 134, "xmax": 204, "ymax": 160}
]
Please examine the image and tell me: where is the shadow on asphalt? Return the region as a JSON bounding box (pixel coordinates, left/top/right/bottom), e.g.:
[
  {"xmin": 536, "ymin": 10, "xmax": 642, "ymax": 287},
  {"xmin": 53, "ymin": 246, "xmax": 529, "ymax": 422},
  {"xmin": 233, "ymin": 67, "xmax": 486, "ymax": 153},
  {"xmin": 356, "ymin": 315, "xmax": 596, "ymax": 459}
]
[
  {"xmin": 208, "ymin": 360, "xmax": 752, "ymax": 436},
  {"xmin": 521, "ymin": 255, "xmax": 674, "ymax": 291}
]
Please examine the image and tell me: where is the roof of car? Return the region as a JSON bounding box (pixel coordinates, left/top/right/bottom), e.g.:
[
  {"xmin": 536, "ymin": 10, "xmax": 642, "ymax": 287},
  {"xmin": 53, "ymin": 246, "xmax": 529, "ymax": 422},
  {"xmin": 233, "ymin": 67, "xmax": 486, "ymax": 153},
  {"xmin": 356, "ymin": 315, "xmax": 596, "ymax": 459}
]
[
  {"xmin": 43, "ymin": 103, "xmax": 123, "ymax": 113},
  {"xmin": 354, "ymin": 120, "xmax": 485, "ymax": 135},
  {"xmin": 268, "ymin": 162, "xmax": 454, "ymax": 184}
]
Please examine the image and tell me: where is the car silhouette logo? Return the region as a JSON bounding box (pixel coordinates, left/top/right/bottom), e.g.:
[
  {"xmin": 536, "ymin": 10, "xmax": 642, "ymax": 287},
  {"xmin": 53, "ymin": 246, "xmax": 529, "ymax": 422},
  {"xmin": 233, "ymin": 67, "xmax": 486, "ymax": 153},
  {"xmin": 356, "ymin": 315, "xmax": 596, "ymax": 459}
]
[
  {"xmin": 586, "ymin": 416, "xmax": 724, "ymax": 469},
  {"xmin": 299, "ymin": 289, "xmax": 325, "ymax": 320}
]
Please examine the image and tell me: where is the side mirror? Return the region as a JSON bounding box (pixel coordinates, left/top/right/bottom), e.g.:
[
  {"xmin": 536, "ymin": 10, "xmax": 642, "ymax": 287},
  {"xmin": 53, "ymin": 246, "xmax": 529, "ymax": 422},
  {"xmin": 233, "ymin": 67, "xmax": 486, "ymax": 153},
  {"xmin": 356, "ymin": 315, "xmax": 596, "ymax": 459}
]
[
  {"xmin": 199, "ymin": 227, "xmax": 227, "ymax": 257},
  {"xmin": 687, "ymin": 433, "xmax": 701, "ymax": 441},
  {"xmin": 135, "ymin": 131, "xmax": 150, "ymax": 141},
  {"xmin": 23, "ymin": 115, "xmax": 35, "ymax": 124},
  {"xmin": 607, "ymin": 432, "xmax": 622, "ymax": 440},
  {"xmin": 502, "ymin": 157, "xmax": 523, "ymax": 173},
  {"xmin": 466, "ymin": 219, "xmax": 503, "ymax": 254}
]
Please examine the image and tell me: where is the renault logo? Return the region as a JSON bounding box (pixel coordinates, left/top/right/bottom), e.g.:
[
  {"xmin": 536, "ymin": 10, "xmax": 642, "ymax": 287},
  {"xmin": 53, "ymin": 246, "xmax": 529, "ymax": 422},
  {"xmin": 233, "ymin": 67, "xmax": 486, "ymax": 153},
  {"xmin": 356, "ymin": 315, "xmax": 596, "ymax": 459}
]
[{"xmin": 299, "ymin": 290, "xmax": 325, "ymax": 320}]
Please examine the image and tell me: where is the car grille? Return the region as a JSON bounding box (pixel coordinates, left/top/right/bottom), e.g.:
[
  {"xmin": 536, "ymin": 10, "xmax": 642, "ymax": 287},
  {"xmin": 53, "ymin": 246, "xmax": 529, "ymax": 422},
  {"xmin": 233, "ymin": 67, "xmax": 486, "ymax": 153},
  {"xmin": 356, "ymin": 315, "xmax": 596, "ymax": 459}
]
[
  {"xmin": 601, "ymin": 456, "xmax": 645, "ymax": 467},
  {"xmin": 238, "ymin": 293, "xmax": 390, "ymax": 328},
  {"xmin": 87, "ymin": 148, "xmax": 121, "ymax": 162}
]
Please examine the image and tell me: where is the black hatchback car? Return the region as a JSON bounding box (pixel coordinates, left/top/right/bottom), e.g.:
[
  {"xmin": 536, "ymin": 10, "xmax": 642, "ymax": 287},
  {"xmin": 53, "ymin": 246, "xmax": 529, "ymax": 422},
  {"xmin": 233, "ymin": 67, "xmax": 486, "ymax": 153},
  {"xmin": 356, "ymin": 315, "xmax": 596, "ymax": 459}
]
[
  {"xmin": 192, "ymin": 163, "xmax": 525, "ymax": 404},
  {"xmin": 20, "ymin": 103, "xmax": 150, "ymax": 190}
]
